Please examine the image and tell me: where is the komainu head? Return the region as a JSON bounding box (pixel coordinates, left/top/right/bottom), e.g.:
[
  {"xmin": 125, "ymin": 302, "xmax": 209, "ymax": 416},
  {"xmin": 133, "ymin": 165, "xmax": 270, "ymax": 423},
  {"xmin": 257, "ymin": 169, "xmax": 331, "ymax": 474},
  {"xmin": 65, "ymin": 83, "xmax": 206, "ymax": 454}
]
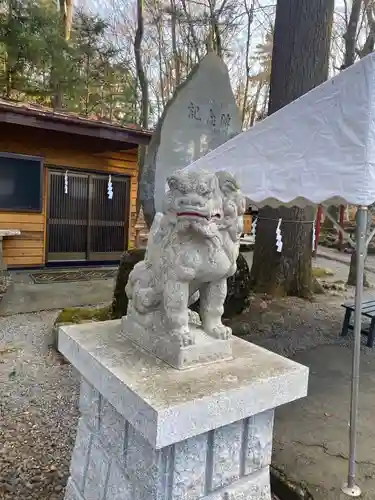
[{"xmin": 163, "ymin": 169, "xmax": 223, "ymax": 224}]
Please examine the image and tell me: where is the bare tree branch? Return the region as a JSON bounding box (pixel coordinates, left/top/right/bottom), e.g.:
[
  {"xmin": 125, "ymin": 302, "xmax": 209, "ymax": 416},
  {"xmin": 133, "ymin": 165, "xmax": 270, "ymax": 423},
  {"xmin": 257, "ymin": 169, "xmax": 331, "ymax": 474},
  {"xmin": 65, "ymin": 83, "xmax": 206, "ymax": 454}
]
[
  {"xmin": 341, "ymin": 0, "xmax": 362, "ymax": 69},
  {"xmin": 241, "ymin": 0, "xmax": 254, "ymax": 126},
  {"xmin": 358, "ymin": 0, "xmax": 375, "ymax": 57},
  {"xmin": 134, "ymin": 0, "xmax": 149, "ymax": 215}
]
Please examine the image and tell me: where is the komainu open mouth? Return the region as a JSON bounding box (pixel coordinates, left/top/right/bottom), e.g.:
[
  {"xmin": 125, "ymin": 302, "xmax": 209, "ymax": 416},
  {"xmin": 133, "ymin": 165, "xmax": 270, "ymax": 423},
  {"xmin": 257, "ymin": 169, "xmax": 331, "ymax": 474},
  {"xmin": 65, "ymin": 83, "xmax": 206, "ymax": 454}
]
[
  {"xmin": 177, "ymin": 211, "xmax": 208, "ymax": 219},
  {"xmin": 177, "ymin": 211, "xmax": 221, "ymax": 220}
]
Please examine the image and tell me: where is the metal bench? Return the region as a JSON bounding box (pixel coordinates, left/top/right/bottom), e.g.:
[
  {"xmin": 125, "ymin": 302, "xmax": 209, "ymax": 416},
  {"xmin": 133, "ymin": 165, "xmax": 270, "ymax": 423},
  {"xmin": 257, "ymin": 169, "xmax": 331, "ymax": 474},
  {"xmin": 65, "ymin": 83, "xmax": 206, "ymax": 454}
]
[{"xmin": 341, "ymin": 299, "xmax": 375, "ymax": 348}]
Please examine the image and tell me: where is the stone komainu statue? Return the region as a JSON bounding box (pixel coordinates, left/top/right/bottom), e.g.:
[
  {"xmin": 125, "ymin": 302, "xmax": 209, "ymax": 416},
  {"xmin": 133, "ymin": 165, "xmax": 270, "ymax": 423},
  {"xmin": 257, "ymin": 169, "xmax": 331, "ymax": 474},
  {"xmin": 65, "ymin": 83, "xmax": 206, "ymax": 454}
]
[{"xmin": 125, "ymin": 169, "xmax": 246, "ymax": 347}]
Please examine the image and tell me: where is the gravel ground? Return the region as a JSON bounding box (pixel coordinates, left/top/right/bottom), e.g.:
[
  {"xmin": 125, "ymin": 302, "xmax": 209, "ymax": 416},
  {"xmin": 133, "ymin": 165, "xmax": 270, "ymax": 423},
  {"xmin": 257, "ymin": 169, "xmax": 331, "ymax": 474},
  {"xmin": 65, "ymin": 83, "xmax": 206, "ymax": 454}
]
[
  {"xmin": 238, "ymin": 294, "xmax": 344, "ymax": 356},
  {"xmin": 0, "ymin": 291, "xmax": 365, "ymax": 500},
  {"xmin": 0, "ymin": 272, "xmax": 12, "ymax": 303},
  {"xmin": 233, "ymin": 289, "xmax": 375, "ymax": 357},
  {"xmin": 0, "ymin": 311, "xmax": 79, "ymax": 499}
]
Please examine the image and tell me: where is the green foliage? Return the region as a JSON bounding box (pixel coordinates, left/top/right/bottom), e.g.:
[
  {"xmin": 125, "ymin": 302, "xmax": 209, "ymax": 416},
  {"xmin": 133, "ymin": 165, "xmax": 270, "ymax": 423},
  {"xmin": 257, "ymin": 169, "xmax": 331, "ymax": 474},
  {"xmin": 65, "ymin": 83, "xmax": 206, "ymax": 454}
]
[
  {"xmin": 66, "ymin": 11, "xmax": 138, "ymax": 121},
  {"xmin": 0, "ymin": 0, "xmax": 65, "ymax": 100},
  {"xmin": 311, "ymin": 266, "xmax": 334, "ymax": 278},
  {"xmin": 0, "ymin": 0, "xmax": 138, "ymax": 123},
  {"xmin": 55, "ymin": 305, "xmax": 112, "ymax": 325}
]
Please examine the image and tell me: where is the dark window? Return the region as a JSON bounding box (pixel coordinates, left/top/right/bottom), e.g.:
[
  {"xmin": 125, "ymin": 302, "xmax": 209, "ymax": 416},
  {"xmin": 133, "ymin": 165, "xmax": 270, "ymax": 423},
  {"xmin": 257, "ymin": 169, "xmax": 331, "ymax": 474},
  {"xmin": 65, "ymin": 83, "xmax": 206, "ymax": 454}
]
[{"xmin": 0, "ymin": 154, "xmax": 43, "ymax": 211}]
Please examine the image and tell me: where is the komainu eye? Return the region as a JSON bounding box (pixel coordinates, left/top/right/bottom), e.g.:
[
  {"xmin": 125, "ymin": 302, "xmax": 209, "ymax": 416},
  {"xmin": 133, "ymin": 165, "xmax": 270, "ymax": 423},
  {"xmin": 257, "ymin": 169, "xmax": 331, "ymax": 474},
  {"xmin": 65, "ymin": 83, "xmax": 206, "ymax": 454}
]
[{"xmin": 197, "ymin": 184, "xmax": 211, "ymax": 196}]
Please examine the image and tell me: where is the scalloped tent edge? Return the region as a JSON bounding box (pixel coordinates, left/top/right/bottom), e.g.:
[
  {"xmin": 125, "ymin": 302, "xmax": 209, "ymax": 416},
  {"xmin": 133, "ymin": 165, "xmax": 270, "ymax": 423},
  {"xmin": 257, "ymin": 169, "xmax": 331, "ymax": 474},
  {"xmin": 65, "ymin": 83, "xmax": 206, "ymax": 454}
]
[{"xmin": 184, "ymin": 52, "xmax": 375, "ymax": 209}]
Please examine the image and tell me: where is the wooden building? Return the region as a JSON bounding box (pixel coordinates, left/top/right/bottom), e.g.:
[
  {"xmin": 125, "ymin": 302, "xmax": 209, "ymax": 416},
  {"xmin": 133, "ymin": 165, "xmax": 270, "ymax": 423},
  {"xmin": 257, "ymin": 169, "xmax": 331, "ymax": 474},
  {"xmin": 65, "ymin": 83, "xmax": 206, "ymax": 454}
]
[{"xmin": 0, "ymin": 100, "xmax": 152, "ymax": 269}]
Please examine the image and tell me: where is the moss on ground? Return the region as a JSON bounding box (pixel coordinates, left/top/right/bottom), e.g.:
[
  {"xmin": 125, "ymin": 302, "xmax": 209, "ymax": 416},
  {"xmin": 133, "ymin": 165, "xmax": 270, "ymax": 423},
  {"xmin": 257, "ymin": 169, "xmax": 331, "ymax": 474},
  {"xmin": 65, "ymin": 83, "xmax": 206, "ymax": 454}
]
[
  {"xmin": 312, "ymin": 267, "xmax": 334, "ymax": 278},
  {"xmin": 56, "ymin": 305, "xmax": 112, "ymax": 325}
]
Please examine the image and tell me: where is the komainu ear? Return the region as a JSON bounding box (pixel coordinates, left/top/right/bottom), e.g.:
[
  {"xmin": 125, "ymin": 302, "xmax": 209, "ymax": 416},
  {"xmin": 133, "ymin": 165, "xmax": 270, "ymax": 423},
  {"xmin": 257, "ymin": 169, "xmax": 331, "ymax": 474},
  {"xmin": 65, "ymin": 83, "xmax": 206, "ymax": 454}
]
[
  {"xmin": 215, "ymin": 171, "xmax": 239, "ymax": 192},
  {"xmin": 167, "ymin": 174, "xmax": 180, "ymax": 191}
]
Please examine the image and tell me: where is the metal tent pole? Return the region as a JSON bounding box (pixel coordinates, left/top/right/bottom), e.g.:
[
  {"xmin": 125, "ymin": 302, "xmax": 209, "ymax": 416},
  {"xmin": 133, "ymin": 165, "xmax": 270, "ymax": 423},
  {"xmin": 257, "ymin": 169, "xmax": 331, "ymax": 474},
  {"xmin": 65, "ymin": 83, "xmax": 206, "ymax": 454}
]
[{"xmin": 342, "ymin": 206, "xmax": 368, "ymax": 497}]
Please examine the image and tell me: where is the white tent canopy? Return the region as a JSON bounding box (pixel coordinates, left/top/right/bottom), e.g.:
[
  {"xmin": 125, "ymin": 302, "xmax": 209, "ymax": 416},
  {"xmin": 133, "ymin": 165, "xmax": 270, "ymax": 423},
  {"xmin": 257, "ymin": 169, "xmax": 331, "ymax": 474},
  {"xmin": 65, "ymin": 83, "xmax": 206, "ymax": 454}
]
[
  {"xmin": 182, "ymin": 53, "xmax": 375, "ymax": 497},
  {"xmin": 185, "ymin": 52, "xmax": 375, "ymax": 209}
]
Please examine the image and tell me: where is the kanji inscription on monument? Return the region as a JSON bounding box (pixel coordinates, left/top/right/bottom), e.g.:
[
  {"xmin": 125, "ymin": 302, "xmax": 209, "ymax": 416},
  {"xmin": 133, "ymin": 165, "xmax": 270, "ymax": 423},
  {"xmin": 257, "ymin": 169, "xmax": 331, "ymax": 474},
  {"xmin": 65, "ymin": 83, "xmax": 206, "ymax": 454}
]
[{"xmin": 187, "ymin": 100, "xmax": 233, "ymax": 133}]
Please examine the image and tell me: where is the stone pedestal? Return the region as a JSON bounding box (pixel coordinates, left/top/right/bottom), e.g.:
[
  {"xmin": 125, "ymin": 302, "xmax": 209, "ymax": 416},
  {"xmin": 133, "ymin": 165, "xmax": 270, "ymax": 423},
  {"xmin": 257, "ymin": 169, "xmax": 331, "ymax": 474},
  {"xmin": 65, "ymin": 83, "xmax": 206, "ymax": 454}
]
[
  {"xmin": 121, "ymin": 316, "xmax": 233, "ymax": 370},
  {"xmin": 59, "ymin": 320, "xmax": 309, "ymax": 500},
  {"xmin": 0, "ymin": 230, "xmax": 21, "ymax": 270}
]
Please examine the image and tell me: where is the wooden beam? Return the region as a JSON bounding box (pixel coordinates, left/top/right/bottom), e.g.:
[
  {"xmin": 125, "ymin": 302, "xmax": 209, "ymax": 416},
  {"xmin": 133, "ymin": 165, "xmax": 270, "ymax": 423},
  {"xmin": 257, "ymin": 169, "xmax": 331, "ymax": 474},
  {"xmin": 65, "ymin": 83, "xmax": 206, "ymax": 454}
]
[{"xmin": 0, "ymin": 109, "xmax": 151, "ymax": 146}]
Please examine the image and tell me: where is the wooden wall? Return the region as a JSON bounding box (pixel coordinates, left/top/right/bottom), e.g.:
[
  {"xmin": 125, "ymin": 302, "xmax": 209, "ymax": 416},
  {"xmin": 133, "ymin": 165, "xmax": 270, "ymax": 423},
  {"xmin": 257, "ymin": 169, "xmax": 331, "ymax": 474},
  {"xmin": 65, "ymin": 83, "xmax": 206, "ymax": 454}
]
[
  {"xmin": 243, "ymin": 214, "xmax": 252, "ymax": 234},
  {"xmin": 0, "ymin": 125, "xmax": 139, "ymax": 268}
]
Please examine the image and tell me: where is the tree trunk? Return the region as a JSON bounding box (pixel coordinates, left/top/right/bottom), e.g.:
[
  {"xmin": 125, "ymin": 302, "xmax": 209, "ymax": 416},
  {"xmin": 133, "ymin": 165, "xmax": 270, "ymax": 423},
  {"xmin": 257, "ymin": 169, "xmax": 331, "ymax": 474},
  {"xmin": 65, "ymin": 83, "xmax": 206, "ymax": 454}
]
[
  {"xmin": 348, "ymin": 251, "xmax": 370, "ymax": 287},
  {"xmin": 156, "ymin": 16, "xmax": 165, "ymax": 108},
  {"xmin": 347, "ymin": 208, "xmax": 370, "ymax": 287},
  {"xmin": 5, "ymin": 0, "xmax": 13, "ymax": 99},
  {"xmin": 51, "ymin": 0, "xmax": 73, "ymax": 110},
  {"xmin": 57, "ymin": 0, "xmax": 73, "ymax": 42},
  {"xmin": 260, "ymin": 83, "xmax": 269, "ymax": 119},
  {"xmin": 249, "ymin": 80, "xmax": 263, "ymax": 127},
  {"xmin": 170, "ymin": 0, "xmax": 181, "ymax": 87},
  {"xmin": 180, "ymin": 0, "xmax": 201, "ymax": 62},
  {"xmin": 242, "ymin": 0, "xmax": 254, "ymax": 127},
  {"xmin": 358, "ymin": 0, "xmax": 375, "ymax": 58},
  {"xmin": 134, "ymin": 0, "xmax": 149, "ymax": 219},
  {"xmin": 5, "ymin": 66, "xmax": 12, "ymax": 99},
  {"xmin": 250, "ymin": 0, "xmax": 334, "ymax": 297},
  {"xmin": 342, "ymin": 0, "xmax": 362, "ymax": 69}
]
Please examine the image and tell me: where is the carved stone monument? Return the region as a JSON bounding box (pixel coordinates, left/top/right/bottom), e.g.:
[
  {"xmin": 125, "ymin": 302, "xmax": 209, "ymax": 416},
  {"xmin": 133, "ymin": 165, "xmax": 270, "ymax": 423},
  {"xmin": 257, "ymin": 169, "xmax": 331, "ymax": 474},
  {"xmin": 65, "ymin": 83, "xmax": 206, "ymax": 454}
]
[
  {"xmin": 59, "ymin": 171, "xmax": 309, "ymax": 500},
  {"xmin": 140, "ymin": 51, "xmax": 242, "ymax": 226}
]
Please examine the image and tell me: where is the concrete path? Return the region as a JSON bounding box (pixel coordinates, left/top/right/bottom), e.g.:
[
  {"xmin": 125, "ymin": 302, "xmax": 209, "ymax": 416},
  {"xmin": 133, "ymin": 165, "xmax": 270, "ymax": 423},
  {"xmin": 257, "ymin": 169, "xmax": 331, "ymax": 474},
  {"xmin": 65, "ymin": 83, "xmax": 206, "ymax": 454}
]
[
  {"xmin": 272, "ymin": 342, "xmax": 375, "ymax": 499},
  {"xmin": 0, "ymin": 269, "xmax": 115, "ymax": 315},
  {"xmin": 243, "ymin": 248, "xmax": 375, "ymax": 498},
  {"xmin": 317, "ymin": 246, "xmax": 375, "ymax": 274}
]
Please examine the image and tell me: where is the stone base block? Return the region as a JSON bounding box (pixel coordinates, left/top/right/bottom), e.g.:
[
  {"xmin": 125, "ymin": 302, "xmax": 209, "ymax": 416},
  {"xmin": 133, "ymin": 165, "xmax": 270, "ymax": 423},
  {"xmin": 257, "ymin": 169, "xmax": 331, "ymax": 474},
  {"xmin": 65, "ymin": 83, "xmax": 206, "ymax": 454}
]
[
  {"xmin": 66, "ymin": 378, "xmax": 274, "ymax": 500},
  {"xmin": 58, "ymin": 320, "xmax": 309, "ymax": 500},
  {"xmin": 122, "ymin": 316, "xmax": 232, "ymax": 370}
]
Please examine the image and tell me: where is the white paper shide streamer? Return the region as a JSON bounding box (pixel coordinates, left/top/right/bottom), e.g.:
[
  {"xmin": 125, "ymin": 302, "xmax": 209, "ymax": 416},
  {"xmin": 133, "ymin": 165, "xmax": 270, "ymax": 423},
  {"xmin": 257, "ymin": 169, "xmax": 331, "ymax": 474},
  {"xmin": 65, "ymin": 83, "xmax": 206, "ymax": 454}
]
[
  {"xmin": 312, "ymin": 220, "xmax": 316, "ymax": 250},
  {"xmin": 250, "ymin": 216, "xmax": 257, "ymax": 239},
  {"xmin": 64, "ymin": 170, "xmax": 68, "ymax": 194},
  {"xmin": 276, "ymin": 218, "xmax": 283, "ymax": 252},
  {"xmin": 107, "ymin": 175, "xmax": 113, "ymax": 200}
]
